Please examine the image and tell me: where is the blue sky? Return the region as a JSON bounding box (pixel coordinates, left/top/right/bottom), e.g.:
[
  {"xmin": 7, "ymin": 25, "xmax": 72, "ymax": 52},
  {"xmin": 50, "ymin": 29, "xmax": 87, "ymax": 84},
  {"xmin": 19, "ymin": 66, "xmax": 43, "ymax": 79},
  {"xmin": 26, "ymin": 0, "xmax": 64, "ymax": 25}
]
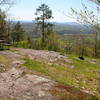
[{"xmin": 7, "ymin": 0, "xmax": 96, "ymax": 22}]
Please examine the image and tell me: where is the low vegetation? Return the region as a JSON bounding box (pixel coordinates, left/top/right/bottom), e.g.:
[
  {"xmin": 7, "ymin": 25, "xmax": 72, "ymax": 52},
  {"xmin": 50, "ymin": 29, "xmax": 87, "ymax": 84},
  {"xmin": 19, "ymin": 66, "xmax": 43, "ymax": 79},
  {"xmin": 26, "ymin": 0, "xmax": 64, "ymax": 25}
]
[
  {"xmin": 0, "ymin": 55, "xmax": 10, "ymax": 72},
  {"xmin": 23, "ymin": 55, "xmax": 100, "ymax": 99}
]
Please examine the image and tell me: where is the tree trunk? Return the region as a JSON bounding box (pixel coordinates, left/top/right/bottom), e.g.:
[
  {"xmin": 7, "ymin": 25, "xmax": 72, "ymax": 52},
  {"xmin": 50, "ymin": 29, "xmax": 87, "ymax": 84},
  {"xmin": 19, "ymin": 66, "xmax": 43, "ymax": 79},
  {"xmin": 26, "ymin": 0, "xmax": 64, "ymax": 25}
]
[
  {"xmin": 94, "ymin": 32, "xmax": 98, "ymax": 57},
  {"xmin": 42, "ymin": 9, "xmax": 45, "ymax": 43}
]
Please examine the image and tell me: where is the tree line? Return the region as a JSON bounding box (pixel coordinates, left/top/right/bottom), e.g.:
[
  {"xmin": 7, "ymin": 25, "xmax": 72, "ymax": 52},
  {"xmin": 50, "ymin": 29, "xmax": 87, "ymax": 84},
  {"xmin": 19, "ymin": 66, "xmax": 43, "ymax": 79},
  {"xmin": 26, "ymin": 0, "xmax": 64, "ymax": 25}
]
[{"xmin": 0, "ymin": 0, "xmax": 100, "ymax": 59}]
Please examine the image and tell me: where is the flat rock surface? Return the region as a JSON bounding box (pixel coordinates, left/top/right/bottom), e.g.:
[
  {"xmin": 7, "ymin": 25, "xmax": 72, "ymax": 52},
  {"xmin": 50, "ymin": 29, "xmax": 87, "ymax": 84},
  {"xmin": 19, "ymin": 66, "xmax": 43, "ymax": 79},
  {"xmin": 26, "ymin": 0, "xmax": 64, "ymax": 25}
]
[
  {"xmin": 0, "ymin": 49, "xmax": 56, "ymax": 100},
  {"xmin": 16, "ymin": 48, "xmax": 70, "ymax": 62},
  {"xmin": 0, "ymin": 67, "xmax": 55, "ymax": 100}
]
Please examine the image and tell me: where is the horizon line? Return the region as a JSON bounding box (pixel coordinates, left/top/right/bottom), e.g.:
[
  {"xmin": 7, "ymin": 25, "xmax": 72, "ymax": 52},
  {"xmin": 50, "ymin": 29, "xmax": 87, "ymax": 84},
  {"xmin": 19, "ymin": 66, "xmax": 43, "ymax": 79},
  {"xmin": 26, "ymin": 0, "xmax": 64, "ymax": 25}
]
[{"xmin": 10, "ymin": 20, "xmax": 79, "ymax": 23}]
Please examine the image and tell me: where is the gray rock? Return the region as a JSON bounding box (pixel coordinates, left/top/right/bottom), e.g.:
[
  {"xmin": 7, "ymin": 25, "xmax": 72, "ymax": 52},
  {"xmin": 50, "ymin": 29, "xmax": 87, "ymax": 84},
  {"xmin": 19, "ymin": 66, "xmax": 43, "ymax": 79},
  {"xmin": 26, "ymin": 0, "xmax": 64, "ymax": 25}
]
[{"xmin": 0, "ymin": 68, "xmax": 56, "ymax": 100}]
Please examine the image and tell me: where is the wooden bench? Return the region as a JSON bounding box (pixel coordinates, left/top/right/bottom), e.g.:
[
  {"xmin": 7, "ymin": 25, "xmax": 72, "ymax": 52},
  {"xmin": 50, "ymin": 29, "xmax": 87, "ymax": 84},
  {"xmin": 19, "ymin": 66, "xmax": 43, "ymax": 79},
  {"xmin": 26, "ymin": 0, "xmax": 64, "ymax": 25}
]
[
  {"xmin": 0, "ymin": 40, "xmax": 11, "ymax": 50},
  {"xmin": 3, "ymin": 44, "xmax": 11, "ymax": 50}
]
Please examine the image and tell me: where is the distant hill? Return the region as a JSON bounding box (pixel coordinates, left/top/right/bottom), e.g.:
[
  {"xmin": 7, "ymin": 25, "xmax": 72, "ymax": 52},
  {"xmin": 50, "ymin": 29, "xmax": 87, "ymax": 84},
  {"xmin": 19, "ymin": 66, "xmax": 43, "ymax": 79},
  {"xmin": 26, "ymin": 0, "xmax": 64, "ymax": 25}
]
[
  {"xmin": 11, "ymin": 21, "xmax": 93, "ymax": 36},
  {"xmin": 54, "ymin": 22, "xmax": 93, "ymax": 35}
]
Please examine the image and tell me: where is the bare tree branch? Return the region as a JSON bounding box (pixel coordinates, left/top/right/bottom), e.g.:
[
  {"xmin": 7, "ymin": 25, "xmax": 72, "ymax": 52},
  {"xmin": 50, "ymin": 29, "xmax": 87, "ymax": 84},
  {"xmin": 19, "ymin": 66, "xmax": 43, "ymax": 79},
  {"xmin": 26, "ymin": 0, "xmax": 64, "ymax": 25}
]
[
  {"xmin": 0, "ymin": 0, "xmax": 14, "ymax": 6},
  {"xmin": 89, "ymin": 0, "xmax": 100, "ymax": 5}
]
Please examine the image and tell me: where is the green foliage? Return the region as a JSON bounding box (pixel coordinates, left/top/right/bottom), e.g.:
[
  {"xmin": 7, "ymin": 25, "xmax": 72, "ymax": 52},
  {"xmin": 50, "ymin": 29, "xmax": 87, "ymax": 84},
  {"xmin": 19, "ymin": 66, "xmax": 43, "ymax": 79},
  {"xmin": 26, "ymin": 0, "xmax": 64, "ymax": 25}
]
[
  {"xmin": 24, "ymin": 58, "xmax": 49, "ymax": 74},
  {"xmin": 16, "ymin": 40, "xmax": 29, "ymax": 48},
  {"xmin": 60, "ymin": 34, "xmax": 100, "ymax": 58},
  {"xmin": 11, "ymin": 21, "xmax": 25, "ymax": 46},
  {"xmin": 26, "ymin": 30, "xmax": 65, "ymax": 52},
  {"xmin": 70, "ymin": 4, "xmax": 100, "ymax": 34},
  {"xmin": 47, "ymin": 31, "xmax": 63, "ymax": 51},
  {"xmin": 0, "ymin": 9, "xmax": 7, "ymax": 40},
  {"xmin": 70, "ymin": 4, "xmax": 100, "ymax": 58},
  {"xmin": 35, "ymin": 4, "xmax": 53, "ymax": 21},
  {"xmin": 85, "ymin": 47, "xmax": 94, "ymax": 57},
  {"xmin": 27, "ymin": 37, "xmax": 42, "ymax": 49}
]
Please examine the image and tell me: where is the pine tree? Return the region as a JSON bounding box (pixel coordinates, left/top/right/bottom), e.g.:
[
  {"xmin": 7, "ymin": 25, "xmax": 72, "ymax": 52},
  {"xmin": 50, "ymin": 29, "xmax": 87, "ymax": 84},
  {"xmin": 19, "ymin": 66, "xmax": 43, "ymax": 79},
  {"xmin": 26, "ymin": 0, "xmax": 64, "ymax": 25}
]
[{"xmin": 35, "ymin": 4, "xmax": 53, "ymax": 43}]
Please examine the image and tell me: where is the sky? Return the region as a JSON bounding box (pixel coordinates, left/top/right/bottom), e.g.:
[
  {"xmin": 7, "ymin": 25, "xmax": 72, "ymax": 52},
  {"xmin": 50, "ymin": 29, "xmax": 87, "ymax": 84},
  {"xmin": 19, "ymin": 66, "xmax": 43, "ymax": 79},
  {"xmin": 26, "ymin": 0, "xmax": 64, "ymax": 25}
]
[{"xmin": 6, "ymin": 0, "xmax": 97, "ymax": 22}]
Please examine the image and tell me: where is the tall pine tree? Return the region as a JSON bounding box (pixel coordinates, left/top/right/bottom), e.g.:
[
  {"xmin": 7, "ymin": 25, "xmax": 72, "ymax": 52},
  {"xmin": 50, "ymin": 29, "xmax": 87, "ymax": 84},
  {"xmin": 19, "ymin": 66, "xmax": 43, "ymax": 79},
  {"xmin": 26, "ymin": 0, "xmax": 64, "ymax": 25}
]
[{"xmin": 35, "ymin": 4, "xmax": 53, "ymax": 43}]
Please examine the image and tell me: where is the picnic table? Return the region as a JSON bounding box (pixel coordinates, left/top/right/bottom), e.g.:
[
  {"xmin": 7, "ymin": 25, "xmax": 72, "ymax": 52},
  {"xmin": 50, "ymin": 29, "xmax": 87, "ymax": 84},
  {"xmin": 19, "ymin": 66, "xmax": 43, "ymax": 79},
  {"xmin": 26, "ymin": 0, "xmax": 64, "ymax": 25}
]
[{"xmin": 0, "ymin": 40, "xmax": 11, "ymax": 50}]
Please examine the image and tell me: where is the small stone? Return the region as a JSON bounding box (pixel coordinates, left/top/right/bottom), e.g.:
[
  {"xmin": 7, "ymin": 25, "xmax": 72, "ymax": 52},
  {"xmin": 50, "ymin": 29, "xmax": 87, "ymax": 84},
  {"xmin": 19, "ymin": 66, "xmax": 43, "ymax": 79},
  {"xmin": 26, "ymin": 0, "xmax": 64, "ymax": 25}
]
[
  {"xmin": 0, "ymin": 64, "xmax": 5, "ymax": 67},
  {"xmin": 48, "ymin": 63, "xmax": 53, "ymax": 66},
  {"xmin": 70, "ymin": 65, "xmax": 74, "ymax": 69},
  {"xmin": 38, "ymin": 90, "xmax": 45, "ymax": 97}
]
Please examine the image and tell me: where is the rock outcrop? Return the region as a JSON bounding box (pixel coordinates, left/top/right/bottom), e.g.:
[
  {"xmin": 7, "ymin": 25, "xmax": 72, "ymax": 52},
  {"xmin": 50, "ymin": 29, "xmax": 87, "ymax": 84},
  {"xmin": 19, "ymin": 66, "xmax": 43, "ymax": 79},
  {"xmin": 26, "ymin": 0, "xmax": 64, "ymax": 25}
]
[
  {"xmin": 0, "ymin": 67, "xmax": 55, "ymax": 100},
  {"xmin": 16, "ymin": 48, "xmax": 71, "ymax": 67}
]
